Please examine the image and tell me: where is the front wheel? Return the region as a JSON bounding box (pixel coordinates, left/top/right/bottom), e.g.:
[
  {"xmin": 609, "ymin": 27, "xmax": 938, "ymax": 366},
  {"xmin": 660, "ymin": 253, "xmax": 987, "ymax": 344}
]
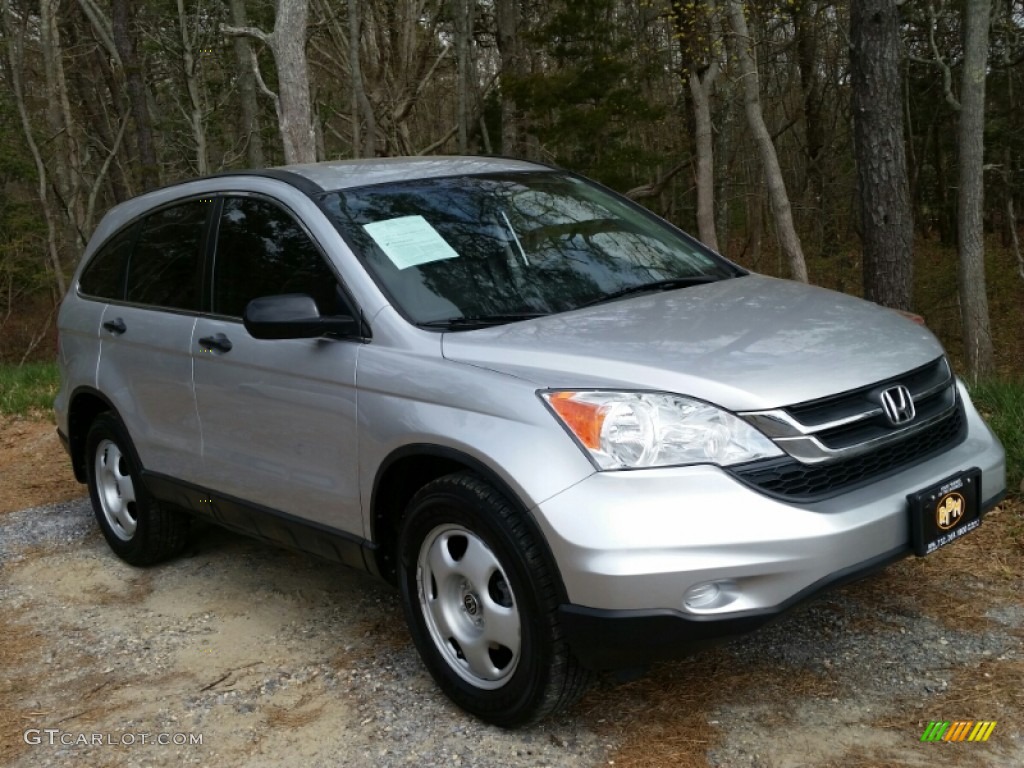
[{"xmin": 398, "ymin": 472, "xmax": 591, "ymax": 727}]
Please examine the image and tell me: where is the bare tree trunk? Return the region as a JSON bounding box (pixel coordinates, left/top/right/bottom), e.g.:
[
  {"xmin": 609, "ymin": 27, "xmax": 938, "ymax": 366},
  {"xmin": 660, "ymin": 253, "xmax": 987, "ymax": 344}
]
[
  {"xmin": 222, "ymin": 0, "xmax": 316, "ymax": 165},
  {"xmin": 495, "ymin": 0, "xmax": 522, "ymax": 156},
  {"xmin": 177, "ymin": 0, "xmax": 209, "ymax": 175},
  {"xmin": 850, "ymin": 0, "xmax": 914, "ymax": 310},
  {"xmin": 347, "ymin": 0, "xmax": 361, "ymax": 157},
  {"xmin": 230, "ymin": 0, "xmax": 264, "ymax": 167},
  {"xmin": 689, "ymin": 69, "xmax": 719, "ymax": 252},
  {"xmin": 794, "ymin": 2, "xmax": 823, "ymax": 200},
  {"xmin": 748, "ymin": 172, "xmax": 765, "ymax": 270},
  {"xmin": 111, "ymin": 0, "xmax": 159, "ymax": 190},
  {"xmin": 1007, "ymin": 185, "xmax": 1023, "ymax": 281},
  {"xmin": 274, "ymin": 0, "xmax": 316, "ymax": 164},
  {"xmin": 957, "ymin": 0, "xmax": 994, "ymax": 379},
  {"xmin": 40, "ymin": 0, "xmax": 86, "ymax": 249},
  {"xmin": 715, "ymin": 77, "xmax": 733, "ymax": 253},
  {"xmin": 2, "ymin": 1, "xmax": 66, "ymax": 295},
  {"xmin": 348, "ymin": 0, "xmax": 376, "ymax": 156},
  {"xmin": 726, "ymin": 0, "xmax": 808, "ymax": 282},
  {"xmin": 455, "ymin": 0, "xmax": 475, "ymax": 153},
  {"xmin": 794, "ymin": 1, "xmax": 838, "ymax": 261}
]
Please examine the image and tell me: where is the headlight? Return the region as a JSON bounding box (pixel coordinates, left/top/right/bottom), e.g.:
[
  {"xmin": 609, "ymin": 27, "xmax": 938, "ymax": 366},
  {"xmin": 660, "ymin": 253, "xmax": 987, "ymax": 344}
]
[{"xmin": 541, "ymin": 391, "xmax": 783, "ymax": 470}]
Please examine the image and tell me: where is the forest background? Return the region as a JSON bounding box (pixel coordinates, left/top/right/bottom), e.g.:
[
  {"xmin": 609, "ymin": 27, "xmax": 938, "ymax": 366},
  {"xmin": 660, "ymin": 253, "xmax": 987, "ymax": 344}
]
[{"xmin": 0, "ymin": 0, "xmax": 1022, "ymax": 384}]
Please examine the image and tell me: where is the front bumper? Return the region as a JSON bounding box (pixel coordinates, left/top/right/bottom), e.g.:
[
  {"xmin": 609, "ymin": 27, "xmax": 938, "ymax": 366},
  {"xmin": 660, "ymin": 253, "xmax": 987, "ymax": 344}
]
[
  {"xmin": 532, "ymin": 386, "xmax": 1006, "ymax": 670},
  {"xmin": 557, "ymin": 544, "xmax": 912, "ymax": 670}
]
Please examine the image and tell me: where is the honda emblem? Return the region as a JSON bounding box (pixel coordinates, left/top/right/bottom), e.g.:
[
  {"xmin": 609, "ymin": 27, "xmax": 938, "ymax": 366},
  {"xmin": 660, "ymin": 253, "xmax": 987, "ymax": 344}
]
[{"xmin": 880, "ymin": 385, "xmax": 916, "ymax": 426}]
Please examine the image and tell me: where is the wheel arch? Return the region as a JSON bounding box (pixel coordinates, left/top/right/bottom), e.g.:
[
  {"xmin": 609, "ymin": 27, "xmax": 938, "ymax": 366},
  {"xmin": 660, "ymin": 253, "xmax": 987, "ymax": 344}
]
[
  {"xmin": 66, "ymin": 387, "xmax": 122, "ymax": 482},
  {"xmin": 369, "ymin": 444, "xmax": 568, "ymax": 602}
]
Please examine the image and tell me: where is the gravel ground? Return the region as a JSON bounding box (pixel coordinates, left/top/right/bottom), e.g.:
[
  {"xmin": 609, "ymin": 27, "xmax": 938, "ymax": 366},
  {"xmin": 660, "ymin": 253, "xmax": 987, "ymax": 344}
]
[{"xmin": 2, "ymin": 493, "xmax": 1022, "ymax": 767}]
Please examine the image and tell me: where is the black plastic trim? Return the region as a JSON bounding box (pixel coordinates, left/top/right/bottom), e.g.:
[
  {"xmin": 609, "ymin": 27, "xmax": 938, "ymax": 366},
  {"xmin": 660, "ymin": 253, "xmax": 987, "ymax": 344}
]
[
  {"xmin": 142, "ymin": 471, "xmax": 378, "ymax": 576},
  {"xmin": 558, "ymin": 544, "xmax": 911, "ymax": 670},
  {"xmin": 206, "ymin": 168, "xmax": 328, "ymax": 197},
  {"xmin": 369, "ymin": 443, "xmax": 570, "ymax": 603},
  {"xmin": 981, "ymin": 490, "xmax": 1007, "ymax": 516},
  {"xmin": 728, "ymin": 399, "xmax": 968, "ymax": 503},
  {"xmin": 66, "ymin": 386, "xmax": 124, "ymax": 481}
]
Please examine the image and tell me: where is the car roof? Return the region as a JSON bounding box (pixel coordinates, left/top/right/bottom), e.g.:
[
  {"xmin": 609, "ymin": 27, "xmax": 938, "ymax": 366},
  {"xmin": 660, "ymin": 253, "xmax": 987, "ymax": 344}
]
[
  {"xmin": 273, "ymin": 156, "xmax": 553, "ymax": 192},
  {"xmin": 81, "ymin": 156, "xmax": 557, "ymax": 265}
]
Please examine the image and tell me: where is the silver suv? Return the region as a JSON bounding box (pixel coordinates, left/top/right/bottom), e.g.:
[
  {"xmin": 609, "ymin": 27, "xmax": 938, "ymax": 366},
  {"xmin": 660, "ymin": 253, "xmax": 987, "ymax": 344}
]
[{"xmin": 55, "ymin": 157, "xmax": 1006, "ymax": 726}]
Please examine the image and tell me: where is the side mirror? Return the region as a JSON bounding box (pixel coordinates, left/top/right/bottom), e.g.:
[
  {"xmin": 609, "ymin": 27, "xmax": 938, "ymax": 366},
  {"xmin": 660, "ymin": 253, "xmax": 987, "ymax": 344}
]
[{"xmin": 243, "ymin": 294, "xmax": 358, "ymax": 340}]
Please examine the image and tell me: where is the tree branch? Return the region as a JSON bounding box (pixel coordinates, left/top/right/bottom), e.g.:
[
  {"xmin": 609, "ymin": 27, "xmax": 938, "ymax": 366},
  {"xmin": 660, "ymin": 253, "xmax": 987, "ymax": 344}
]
[
  {"xmin": 220, "ymin": 23, "xmax": 271, "ymax": 46},
  {"xmin": 926, "ymin": 0, "xmax": 960, "ymax": 111},
  {"xmin": 417, "ymin": 123, "xmax": 458, "ymax": 155},
  {"xmin": 86, "ymin": 112, "xmax": 128, "ymax": 229},
  {"xmin": 249, "ymin": 46, "xmax": 278, "ymax": 104},
  {"xmin": 76, "ymin": 0, "xmax": 120, "ymax": 65},
  {"xmin": 393, "ymin": 41, "xmax": 451, "ymax": 124},
  {"xmin": 625, "ymin": 159, "xmax": 691, "ymax": 201}
]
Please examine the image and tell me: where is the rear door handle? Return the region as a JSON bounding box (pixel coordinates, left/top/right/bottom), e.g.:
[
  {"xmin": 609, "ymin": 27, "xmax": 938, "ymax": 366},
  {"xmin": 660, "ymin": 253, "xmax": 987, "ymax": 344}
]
[
  {"xmin": 198, "ymin": 333, "xmax": 233, "ymax": 353},
  {"xmin": 102, "ymin": 317, "xmax": 126, "ymax": 335}
]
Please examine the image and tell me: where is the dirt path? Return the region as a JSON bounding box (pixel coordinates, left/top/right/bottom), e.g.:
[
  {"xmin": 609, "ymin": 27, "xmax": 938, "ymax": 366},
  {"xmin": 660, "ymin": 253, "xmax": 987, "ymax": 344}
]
[
  {"xmin": 0, "ymin": 417, "xmax": 81, "ymax": 514},
  {"xmin": 1, "ymin": 415, "xmax": 1022, "ymax": 767}
]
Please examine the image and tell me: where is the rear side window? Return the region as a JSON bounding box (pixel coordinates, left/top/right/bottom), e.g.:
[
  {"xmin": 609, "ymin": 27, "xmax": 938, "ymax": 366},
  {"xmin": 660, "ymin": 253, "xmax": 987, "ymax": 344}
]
[
  {"xmin": 212, "ymin": 196, "xmax": 342, "ymax": 317},
  {"xmin": 126, "ymin": 201, "xmax": 208, "ymax": 311},
  {"xmin": 79, "ymin": 225, "xmax": 136, "ymax": 300}
]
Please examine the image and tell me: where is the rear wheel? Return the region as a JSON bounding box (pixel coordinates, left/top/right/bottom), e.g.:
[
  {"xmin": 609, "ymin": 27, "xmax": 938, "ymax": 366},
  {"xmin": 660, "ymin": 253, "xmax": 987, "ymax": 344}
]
[
  {"xmin": 85, "ymin": 413, "xmax": 188, "ymax": 566},
  {"xmin": 398, "ymin": 472, "xmax": 591, "ymax": 727}
]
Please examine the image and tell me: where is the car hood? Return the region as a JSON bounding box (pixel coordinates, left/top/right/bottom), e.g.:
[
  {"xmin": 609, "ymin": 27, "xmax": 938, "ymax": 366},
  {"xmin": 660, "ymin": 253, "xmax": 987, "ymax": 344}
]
[{"xmin": 440, "ymin": 275, "xmax": 945, "ymax": 411}]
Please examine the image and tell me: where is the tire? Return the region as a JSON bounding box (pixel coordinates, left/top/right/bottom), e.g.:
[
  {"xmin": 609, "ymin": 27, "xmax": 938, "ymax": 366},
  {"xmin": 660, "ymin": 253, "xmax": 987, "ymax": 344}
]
[
  {"xmin": 85, "ymin": 413, "xmax": 189, "ymax": 566},
  {"xmin": 398, "ymin": 472, "xmax": 592, "ymax": 727}
]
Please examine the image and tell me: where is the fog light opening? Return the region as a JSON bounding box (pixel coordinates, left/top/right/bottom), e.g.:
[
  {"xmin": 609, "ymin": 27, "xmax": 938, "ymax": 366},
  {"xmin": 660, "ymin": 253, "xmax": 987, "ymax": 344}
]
[{"xmin": 683, "ymin": 580, "xmax": 738, "ymax": 612}]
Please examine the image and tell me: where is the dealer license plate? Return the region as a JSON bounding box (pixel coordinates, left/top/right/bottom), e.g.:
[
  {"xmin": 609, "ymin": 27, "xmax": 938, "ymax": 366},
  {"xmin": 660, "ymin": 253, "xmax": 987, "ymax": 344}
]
[{"xmin": 908, "ymin": 468, "xmax": 981, "ymax": 557}]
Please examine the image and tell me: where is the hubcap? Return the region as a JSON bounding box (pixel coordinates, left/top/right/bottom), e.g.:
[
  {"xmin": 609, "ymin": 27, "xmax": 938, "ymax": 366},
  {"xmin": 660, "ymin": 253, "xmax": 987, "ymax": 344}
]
[
  {"xmin": 94, "ymin": 439, "xmax": 138, "ymax": 541},
  {"xmin": 416, "ymin": 524, "xmax": 521, "ymax": 689}
]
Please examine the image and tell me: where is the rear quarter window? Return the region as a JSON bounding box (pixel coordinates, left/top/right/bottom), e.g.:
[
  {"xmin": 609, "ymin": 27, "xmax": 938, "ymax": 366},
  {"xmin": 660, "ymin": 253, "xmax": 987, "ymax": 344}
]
[{"xmin": 78, "ymin": 225, "xmax": 137, "ymax": 300}]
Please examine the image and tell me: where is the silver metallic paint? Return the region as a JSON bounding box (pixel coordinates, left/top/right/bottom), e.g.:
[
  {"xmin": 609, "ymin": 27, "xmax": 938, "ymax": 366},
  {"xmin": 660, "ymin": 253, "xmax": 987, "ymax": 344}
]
[{"xmin": 441, "ymin": 275, "xmax": 946, "ymax": 410}]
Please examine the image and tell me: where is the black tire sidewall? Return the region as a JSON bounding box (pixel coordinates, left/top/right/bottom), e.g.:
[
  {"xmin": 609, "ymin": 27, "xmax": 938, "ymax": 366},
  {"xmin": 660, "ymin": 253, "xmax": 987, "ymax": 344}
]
[
  {"xmin": 398, "ymin": 478, "xmax": 557, "ymax": 726},
  {"xmin": 85, "ymin": 413, "xmax": 153, "ymax": 562}
]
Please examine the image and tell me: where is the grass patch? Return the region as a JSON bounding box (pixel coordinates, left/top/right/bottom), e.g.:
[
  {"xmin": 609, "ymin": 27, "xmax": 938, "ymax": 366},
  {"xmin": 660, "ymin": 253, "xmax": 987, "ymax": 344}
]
[
  {"xmin": 970, "ymin": 378, "xmax": 1024, "ymax": 497},
  {"xmin": 0, "ymin": 361, "xmax": 59, "ymax": 417}
]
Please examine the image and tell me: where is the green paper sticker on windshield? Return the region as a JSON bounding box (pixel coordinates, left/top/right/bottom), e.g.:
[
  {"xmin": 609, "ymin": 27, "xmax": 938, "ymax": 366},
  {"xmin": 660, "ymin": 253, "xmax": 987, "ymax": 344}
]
[{"xmin": 363, "ymin": 215, "xmax": 459, "ymax": 270}]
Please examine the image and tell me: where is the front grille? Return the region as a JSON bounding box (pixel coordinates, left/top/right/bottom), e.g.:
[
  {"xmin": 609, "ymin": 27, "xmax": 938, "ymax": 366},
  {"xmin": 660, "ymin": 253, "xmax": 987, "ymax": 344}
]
[
  {"xmin": 731, "ymin": 401, "xmax": 966, "ymax": 501},
  {"xmin": 786, "ymin": 357, "xmax": 950, "ymax": 427},
  {"xmin": 740, "ymin": 357, "xmax": 957, "ymax": 465}
]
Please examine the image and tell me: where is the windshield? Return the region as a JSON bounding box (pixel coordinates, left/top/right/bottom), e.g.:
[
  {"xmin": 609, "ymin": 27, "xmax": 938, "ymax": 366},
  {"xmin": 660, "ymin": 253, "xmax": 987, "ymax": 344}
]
[{"xmin": 321, "ymin": 172, "xmax": 740, "ymax": 326}]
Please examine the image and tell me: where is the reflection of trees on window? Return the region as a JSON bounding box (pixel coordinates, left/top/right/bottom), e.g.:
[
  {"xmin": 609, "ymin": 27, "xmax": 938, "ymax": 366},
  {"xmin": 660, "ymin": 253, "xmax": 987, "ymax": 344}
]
[
  {"xmin": 126, "ymin": 202, "xmax": 206, "ymax": 310},
  {"xmin": 80, "ymin": 224, "xmax": 137, "ymax": 300},
  {"xmin": 214, "ymin": 197, "xmax": 340, "ymax": 317},
  {"xmin": 323, "ymin": 172, "xmax": 730, "ymax": 323}
]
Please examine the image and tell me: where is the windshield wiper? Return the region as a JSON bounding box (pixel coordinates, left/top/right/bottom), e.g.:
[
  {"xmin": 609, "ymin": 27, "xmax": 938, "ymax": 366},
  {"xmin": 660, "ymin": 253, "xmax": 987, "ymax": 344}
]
[
  {"xmin": 575, "ymin": 275, "xmax": 726, "ymax": 310},
  {"xmin": 417, "ymin": 312, "xmax": 550, "ymax": 330}
]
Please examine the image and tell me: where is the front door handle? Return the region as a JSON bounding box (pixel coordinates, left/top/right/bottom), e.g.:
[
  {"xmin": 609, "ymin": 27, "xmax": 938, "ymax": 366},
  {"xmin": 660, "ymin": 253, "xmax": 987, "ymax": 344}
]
[
  {"xmin": 102, "ymin": 317, "xmax": 126, "ymax": 335},
  {"xmin": 198, "ymin": 333, "xmax": 233, "ymax": 353}
]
